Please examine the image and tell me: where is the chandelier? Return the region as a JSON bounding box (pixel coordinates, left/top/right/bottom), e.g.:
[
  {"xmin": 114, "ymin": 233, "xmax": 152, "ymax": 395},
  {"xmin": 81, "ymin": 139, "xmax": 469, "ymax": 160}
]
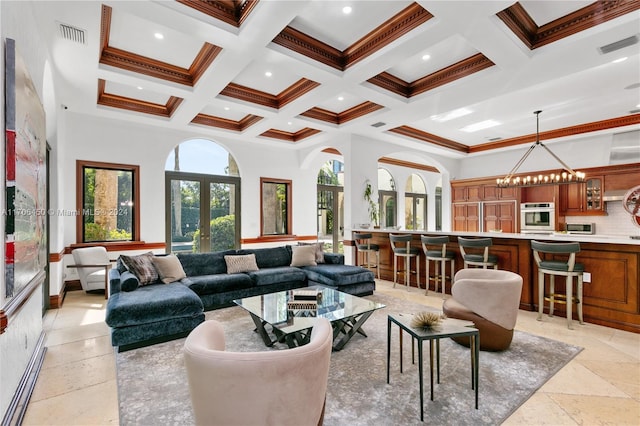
[{"xmin": 496, "ymin": 111, "xmax": 585, "ymax": 188}]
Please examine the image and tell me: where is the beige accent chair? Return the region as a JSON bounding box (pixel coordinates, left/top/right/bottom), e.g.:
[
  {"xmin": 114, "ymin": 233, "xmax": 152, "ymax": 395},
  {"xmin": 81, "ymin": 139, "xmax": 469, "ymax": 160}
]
[
  {"xmin": 443, "ymin": 269, "xmax": 523, "ymax": 351},
  {"xmin": 71, "ymin": 246, "xmax": 112, "ymax": 297},
  {"xmin": 183, "ymin": 318, "xmax": 333, "ymax": 426}
]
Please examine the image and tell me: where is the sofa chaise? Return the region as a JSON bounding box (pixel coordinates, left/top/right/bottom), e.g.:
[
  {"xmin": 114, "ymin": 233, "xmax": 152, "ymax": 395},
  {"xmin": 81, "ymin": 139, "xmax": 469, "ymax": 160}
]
[{"xmin": 105, "ymin": 245, "xmax": 375, "ymax": 351}]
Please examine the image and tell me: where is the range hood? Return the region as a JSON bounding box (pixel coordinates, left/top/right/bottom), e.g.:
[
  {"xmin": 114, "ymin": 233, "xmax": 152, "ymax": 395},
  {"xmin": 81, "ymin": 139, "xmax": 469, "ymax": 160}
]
[{"xmin": 602, "ymin": 190, "xmax": 628, "ymax": 202}]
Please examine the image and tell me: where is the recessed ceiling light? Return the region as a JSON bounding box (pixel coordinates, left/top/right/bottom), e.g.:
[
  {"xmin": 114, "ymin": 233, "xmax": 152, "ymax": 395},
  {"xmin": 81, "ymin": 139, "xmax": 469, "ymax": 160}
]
[
  {"xmin": 136, "ymin": 86, "xmax": 143, "ymax": 90},
  {"xmin": 287, "ymin": 121, "xmax": 292, "ymax": 126},
  {"xmin": 460, "ymin": 120, "xmax": 501, "ymax": 132},
  {"xmin": 431, "ymin": 107, "xmax": 472, "ymax": 122},
  {"xmin": 422, "ymin": 54, "xmax": 431, "ymax": 61},
  {"xmin": 636, "ymin": 103, "xmax": 640, "ymax": 108},
  {"xmin": 154, "ymin": 32, "xmax": 164, "ymax": 40},
  {"xmin": 342, "ymin": 6, "xmax": 352, "ymax": 14},
  {"xmin": 265, "ymin": 71, "xmax": 272, "ymax": 77},
  {"xmin": 338, "ymin": 96, "xmax": 344, "ymax": 101},
  {"xmin": 224, "ymin": 107, "xmax": 230, "ymax": 111},
  {"xmin": 612, "ymin": 57, "xmax": 628, "ymax": 63}
]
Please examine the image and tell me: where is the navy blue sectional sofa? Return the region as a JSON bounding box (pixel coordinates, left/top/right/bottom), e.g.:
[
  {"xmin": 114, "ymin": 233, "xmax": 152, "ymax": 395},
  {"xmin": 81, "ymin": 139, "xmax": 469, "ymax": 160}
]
[{"xmin": 105, "ymin": 245, "xmax": 375, "ymax": 351}]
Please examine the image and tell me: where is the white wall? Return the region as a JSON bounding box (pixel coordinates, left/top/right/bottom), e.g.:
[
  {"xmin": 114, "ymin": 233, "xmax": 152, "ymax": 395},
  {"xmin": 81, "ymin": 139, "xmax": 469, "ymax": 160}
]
[
  {"xmin": 455, "ymin": 133, "xmax": 614, "ymax": 180},
  {"xmin": 0, "ymin": 0, "xmax": 49, "ymax": 417}
]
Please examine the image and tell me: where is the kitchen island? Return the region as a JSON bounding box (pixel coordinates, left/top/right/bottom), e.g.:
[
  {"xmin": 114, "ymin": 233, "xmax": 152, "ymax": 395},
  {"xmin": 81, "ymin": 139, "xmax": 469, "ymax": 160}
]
[{"xmin": 349, "ymin": 229, "xmax": 640, "ymax": 333}]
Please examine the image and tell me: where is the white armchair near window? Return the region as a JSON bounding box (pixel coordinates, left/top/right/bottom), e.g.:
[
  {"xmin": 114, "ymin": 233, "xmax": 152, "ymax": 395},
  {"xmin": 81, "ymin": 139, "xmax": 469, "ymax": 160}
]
[{"xmin": 70, "ymin": 246, "xmax": 112, "ymax": 298}]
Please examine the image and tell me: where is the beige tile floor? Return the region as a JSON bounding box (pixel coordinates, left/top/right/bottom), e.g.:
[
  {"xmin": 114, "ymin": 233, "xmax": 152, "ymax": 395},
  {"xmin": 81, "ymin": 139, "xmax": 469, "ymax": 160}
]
[{"xmin": 23, "ymin": 280, "xmax": 640, "ymax": 425}]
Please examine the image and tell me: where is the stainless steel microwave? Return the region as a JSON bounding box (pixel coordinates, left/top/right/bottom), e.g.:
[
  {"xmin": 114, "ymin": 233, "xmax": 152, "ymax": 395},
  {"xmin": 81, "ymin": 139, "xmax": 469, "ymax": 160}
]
[
  {"xmin": 520, "ymin": 202, "xmax": 555, "ymax": 232},
  {"xmin": 565, "ymin": 223, "xmax": 595, "ymax": 234}
]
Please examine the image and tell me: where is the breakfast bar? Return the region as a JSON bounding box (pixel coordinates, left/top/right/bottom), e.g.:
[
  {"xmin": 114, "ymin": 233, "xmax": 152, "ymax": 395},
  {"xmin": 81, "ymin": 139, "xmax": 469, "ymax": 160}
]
[{"xmin": 350, "ymin": 229, "xmax": 640, "ymax": 333}]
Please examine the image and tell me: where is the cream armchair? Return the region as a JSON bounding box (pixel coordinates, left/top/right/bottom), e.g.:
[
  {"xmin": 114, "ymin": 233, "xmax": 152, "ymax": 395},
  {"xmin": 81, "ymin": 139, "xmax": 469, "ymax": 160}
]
[
  {"xmin": 443, "ymin": 269, "xmax": 523, "ymax": 351},
  {"xmin": 183, "ymin": 318, "xmax": 333, "ymax": 426},
  {"xmin": 70, "ymin": 246, "xmax": 112, "ymax": 297}
]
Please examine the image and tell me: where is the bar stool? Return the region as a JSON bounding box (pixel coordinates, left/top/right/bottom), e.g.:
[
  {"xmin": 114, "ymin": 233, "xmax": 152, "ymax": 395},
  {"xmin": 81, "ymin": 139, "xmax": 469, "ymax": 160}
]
[
  {"xmin": 458, "ymin": 237, "xmax": 498, "ymax": 269},
  {"xmin": 353, "ymin": 232, "xmax": 380, "ymax": 279},
  {"xmin": 389, "ymin": 234, "xmax": 420, "ymax": 290},
  {"xmin": 420, "ymin": 235, "xmax": 455, "ymax": 298},
  {"xmin": 531, "ymin": 240, "xmax": 584, "ymax": 329}
]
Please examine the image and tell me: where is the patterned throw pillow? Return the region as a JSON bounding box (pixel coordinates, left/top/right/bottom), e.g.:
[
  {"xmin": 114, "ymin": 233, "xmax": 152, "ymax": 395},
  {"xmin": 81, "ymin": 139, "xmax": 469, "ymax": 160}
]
[
  {"xmin": 151, "ymin": 254, "xmax": 187, "ymax": 284},
  {"xmin": 225, "ymin": 254, "xmax": 259, "ymax": 274},
  {"xmin": 119, "ymin": 252, "xmax": 159, "ymax": 285},
  {"xmin": 290, "ymin": 245, "xmax": 317, "ymax": 267},
  {"xmin": 298, "ymin": 242, "xmax": 325, "ymax": 263}
]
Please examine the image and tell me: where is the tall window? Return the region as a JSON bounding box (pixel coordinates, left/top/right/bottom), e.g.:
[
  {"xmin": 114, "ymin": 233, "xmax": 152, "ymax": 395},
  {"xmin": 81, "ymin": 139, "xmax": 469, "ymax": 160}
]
[
  {"xmin": 165, "ymin": 139, "xmax": 241, "ymax": 253},
  {"xmin": 378, "ymin": 168, "xmax": 396, "ymax": 227},
  {"xmin": 405, "ymin": 174, "xmax": 427, "ymax": 230},
  {"xmin": 77, "ymin": 160, "xmax": 140, "ymax": 243},
  {"xmin": 261, "ymin": 178, "xmax": 291, "ymax": 235}
]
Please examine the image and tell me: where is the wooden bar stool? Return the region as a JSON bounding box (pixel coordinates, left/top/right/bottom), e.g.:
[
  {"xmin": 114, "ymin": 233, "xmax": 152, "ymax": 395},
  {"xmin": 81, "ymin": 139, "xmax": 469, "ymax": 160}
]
[
  {"xmin": 420, "ymin": 235, "xmax": 455, "ymax": 298},
  {"xmin": 389, "ymin": 234, "xmax": 420, "ymax": 290},
  {"xmin": 353, "ymin": 232, "xmax": 380, "ymax": 279},
  {"xmin": 531, "ymin": 240, "xmax": 584, "ymax": 329},
  {"xmin": 458, "ymin": 237, "xmax": 498, "ymax": 269}
]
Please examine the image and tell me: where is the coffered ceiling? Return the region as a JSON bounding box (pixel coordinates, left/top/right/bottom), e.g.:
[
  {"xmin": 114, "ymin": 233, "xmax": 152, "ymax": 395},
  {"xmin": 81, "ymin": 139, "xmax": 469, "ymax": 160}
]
[{"xmin": 34, "ymin": 1, "xmax": 640, "ymax": 159}]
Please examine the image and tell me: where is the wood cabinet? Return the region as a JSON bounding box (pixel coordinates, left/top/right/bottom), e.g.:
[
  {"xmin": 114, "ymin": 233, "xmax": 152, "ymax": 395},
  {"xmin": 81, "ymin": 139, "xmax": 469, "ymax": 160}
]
[
  {"xmin": 559, "ymin": 176, "xmax": 605, "ymax": 215},
  {"xmin": 521, "ymin": 185, "xmax": 555, "ymax": 203},
  {"xmin": 452, "ymin": 185, "xmax": 482, "ymax": 202},
  {"xmin": 483, "ymin": 185, "xmax": 518, "ymax": 200},
  {"xmin": 453, "ymin": 203, "xmax": 480, "ymax": 231},
  {"xmin": 483, "ymin": 201, "xmax": 516, "ymax": 233}
]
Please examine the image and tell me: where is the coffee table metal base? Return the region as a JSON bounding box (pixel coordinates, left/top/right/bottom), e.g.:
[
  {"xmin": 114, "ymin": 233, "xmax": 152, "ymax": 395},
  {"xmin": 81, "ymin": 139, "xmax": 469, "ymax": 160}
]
[{"xmin": 249, "ymin": 310, "xmax": 375, "ymax": 351}]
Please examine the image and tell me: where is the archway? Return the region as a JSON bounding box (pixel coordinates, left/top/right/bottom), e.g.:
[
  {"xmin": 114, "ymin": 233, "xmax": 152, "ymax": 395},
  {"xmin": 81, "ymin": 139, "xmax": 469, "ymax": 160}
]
[
  {"xmin": 164, "ymin": 139, "xmax": 241, "ymax": 253},
  {"xmin": 317, "ymin": 159, "xmax": 344, "ymax": 253},
  {"xmin": 405, "ymin": 173, "xmax": 427, "ymax": 230}
]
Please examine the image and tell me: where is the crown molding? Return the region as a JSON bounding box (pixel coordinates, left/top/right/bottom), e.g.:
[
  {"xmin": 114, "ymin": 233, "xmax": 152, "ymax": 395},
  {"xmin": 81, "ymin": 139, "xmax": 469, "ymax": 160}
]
[{"xmin": 97, "ymin": 79, "xmax": 183, "ymax": 117}]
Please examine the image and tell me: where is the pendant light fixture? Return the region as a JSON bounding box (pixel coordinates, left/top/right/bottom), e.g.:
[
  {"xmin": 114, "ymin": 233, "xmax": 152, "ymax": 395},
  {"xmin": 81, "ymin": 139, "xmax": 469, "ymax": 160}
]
[{"xmin": 496, "ymin": 110, "xmax": 585, "ymax": 188}]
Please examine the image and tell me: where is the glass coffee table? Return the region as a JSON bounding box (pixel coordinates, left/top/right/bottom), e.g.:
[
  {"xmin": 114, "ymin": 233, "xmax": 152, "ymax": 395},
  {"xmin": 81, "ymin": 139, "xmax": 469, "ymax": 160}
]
[{"xmin": 234, "ymin": 286, "xmax": 385, "ymax": 351}]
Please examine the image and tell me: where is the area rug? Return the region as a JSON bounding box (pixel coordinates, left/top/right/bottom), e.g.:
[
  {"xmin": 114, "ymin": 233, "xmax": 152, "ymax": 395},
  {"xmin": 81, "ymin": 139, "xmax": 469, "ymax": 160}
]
[{"xmin": 116, "ymin": 293, "xmax": 582, "ymax": 425}]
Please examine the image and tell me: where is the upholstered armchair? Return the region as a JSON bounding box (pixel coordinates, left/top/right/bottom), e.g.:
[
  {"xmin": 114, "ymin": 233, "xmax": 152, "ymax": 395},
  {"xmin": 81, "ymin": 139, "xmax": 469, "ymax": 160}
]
[
  {"xmin": 443, "ymin": 269, "xmax": 523, "ymax": 351},
  {"xmin": 183, "ymin": 318, "xmax": 333, "ymax": 426},
  {"xmin": 70, "ymin": 246, "xmax": 112, "ymax": 297}
]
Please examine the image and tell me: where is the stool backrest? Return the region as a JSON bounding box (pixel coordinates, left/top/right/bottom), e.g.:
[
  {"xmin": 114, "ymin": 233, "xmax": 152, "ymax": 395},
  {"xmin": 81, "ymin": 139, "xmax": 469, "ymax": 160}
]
[
  {"xmin": 421, "ymin": 235, "xmax": 449, "ymax": 256},
  {"xmin": 458, "ymin": 237, "xmax": 492, "ymax": 261},
  {"xmin": 389, "ymin": 234, "xmax": 412, "ymax": 253},
  {"xmin": 353, "ymin": 232, "xmax": 373, "ymax": 250},
  {"xmin": 531, "ymin": 240, "xmax": 580, "ymax": 272}
]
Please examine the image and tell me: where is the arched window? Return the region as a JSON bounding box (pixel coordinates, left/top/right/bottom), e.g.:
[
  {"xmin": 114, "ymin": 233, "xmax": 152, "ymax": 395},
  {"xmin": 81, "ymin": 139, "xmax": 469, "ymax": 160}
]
[
  {"xmin": 164, "ymin": 139, "xmax": 241, "ymax": 253},
  {"xmin": 317, "ymin": 160, "xmax": 344, "ymax": 253},
  {"xmin": 405, "ymin": 174, "xmax": 427, "ymax": 230},
  {"xmin": 378, "ymin": 168, "xmax": 396, "ymax": 227}
]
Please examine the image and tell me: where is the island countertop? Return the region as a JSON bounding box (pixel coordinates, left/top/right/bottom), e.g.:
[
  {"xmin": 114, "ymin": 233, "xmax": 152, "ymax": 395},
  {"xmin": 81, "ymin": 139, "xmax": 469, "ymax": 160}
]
[
  {"xmin": 351, "ymin": 228, "xmax": 640, "ymax": 246},
  {"xmin": 349, "ymin": 229, "xmax": 640, "ymax": 333}
]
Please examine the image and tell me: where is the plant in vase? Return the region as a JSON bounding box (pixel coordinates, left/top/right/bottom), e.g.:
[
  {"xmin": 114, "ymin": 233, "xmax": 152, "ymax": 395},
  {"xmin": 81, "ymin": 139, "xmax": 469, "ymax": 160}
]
[{"xmin": 364, "ymin": 181, "xmax": 379, "ymax": 228}]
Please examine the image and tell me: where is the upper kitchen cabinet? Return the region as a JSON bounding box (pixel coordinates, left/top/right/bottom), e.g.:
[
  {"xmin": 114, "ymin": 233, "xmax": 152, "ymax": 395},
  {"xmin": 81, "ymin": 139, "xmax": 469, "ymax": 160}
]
[
  {"xmin": 482, "ymin": 185, "xmax": 519, "ymax": 201},
  {"xmin": 521, "ymin": 185, "xmax": 556, "ymax": 203},
  {"xmin": 451, "ymin": 182, "xmax": 519, "ymax": 202},
  {"xmin": 559, "ymin": 177, "xmax": 605, "ymax": 216},
  {"xmin": 452, "ymin": 184, "xmax": 482, "ymax": 202}
]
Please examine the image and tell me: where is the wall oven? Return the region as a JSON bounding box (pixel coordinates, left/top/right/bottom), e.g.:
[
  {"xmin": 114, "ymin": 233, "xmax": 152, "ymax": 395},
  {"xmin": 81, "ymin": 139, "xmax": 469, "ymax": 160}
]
[{"xmin": 520, "ymin": 202, "xmax": 555, "ymax": 233}]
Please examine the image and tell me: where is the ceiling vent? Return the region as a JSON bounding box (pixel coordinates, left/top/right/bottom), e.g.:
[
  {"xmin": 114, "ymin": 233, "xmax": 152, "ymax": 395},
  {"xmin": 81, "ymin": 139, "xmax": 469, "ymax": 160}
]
[
  {"xmin": 371, "ymin": 122, "xmax": 386, "ymax": 128},
  {"xmin": 488, "ymin": 137, "xmax": 502, "ymax": 142},
  {"xmin": 598, "ymin": 35, "xmax": 638, "ymax": 54},
  {"xmin": 58, "ymin": 22, "xmax": 86, "ymax": 44}
]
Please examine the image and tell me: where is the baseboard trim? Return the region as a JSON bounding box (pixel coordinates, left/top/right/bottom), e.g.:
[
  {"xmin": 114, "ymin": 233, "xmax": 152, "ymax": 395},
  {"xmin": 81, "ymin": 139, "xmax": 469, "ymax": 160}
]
[
  {"xmin": 49, "ymin": 281, "xmax": 67, "ymax": 309},
  {"xmin": 1, "ymin": 331, "xmax": 47, "ymax": 426}
]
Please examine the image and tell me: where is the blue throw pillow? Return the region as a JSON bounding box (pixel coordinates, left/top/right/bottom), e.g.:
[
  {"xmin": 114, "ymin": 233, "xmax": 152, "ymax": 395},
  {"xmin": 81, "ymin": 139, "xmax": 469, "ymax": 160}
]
[{"xmin": 120, "ymin": 271, "xmax": 140, "ymax": 292}]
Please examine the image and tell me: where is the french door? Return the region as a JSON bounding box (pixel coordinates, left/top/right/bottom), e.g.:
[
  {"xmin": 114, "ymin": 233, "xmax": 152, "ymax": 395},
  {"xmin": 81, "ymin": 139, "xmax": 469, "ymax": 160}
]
[
  {"xmin": 317, "ymin": 184, "xmax": 344, "ymax": 253},
  {"xmin": 165, "ymin": 171, "xmax": 240, "ymax": 253}
]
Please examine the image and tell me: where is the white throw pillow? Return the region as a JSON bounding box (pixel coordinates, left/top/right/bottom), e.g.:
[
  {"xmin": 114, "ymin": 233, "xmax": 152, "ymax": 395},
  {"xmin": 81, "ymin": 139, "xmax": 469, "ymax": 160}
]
[{"xmin": 290, "ymin": 245, "xmax": 317, "ymax": 267}]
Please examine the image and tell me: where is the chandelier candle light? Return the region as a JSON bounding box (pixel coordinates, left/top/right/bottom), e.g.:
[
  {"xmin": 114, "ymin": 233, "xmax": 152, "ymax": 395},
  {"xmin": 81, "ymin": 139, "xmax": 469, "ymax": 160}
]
[{"xmin": 496, "ymin": 111, "xmax": 586, "ymax": 188}]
